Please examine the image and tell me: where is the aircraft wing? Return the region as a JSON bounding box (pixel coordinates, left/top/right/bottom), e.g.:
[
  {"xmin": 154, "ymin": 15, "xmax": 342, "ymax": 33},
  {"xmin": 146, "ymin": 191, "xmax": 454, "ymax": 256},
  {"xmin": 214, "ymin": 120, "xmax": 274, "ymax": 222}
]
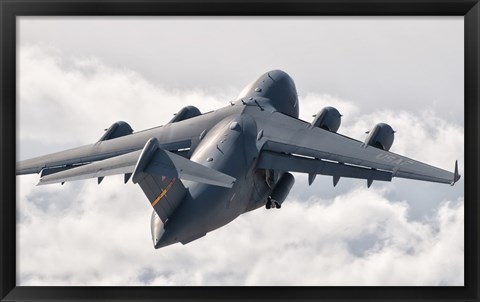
[
  {"xmin": 16, "ymin": 114, "xmax": 215, "ymax": 177},
  {"xmin": 37, "ymin": 139, "xmax": 235, "ymax": 188},
  {"xmin": 256, "ymin": 112, "xmax": 460, "ymax": 186},
  {"xmin": 16, "ymin": 134, "xmax": 191, "ymax": 176},
  {"xmin": 17, "ymin": 114, "xmax": 237, "ymax": 188}
]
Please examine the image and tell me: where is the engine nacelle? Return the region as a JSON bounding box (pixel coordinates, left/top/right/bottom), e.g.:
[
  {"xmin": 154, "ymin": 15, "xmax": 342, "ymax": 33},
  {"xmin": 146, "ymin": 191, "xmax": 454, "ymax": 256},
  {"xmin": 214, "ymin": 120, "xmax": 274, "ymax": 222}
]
[
  {"xmin": 270, "ymin": 172, "xmax": 295, "ymax": 205},
  {"xmin": 169, "ymin": 105, "xmax": 201, "ymax": 123},
  {"xmin": 99, "ymin": 121, "xmax": 133, "ymax": 141},
  {"xmin": 311, "ymin": 106, "xmax": 342, "ymax": 132},
  {"xmin": 365, "ymin": 123, "xmax": 395, "ymax": 151}
]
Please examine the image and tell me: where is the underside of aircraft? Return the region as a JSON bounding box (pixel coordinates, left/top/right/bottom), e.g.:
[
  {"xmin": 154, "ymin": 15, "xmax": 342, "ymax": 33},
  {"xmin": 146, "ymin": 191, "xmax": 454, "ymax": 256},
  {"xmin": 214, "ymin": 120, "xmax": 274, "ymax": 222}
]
[{"xmin": 16, "ymin": 70, "xmax": 461, "ymax": 249}]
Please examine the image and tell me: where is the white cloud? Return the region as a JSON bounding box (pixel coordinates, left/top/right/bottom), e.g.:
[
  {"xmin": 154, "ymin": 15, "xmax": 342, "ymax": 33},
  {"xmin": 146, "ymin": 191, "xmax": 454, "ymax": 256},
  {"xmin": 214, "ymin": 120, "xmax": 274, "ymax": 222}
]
[
  {"xmin": 18, "ymin": 17, "xmax": 464, "ymax": 125},
  {"xmin": 297, "ymin": 93, "xmax": 464, "ymax": 172},
  {"xmin": 239, "ymin": 191, "xmax": 464, "ymax": 286},
  {"xmin": 16, "ymin": 45, "xmax": 463, "ymax": 286},
  {"xmin": 17, "ymin": 179, "xmax": 464, "ymax": 286},
  {"xmin": 17, "ymin": 45, "xmax": 230, "ymax": 148}
]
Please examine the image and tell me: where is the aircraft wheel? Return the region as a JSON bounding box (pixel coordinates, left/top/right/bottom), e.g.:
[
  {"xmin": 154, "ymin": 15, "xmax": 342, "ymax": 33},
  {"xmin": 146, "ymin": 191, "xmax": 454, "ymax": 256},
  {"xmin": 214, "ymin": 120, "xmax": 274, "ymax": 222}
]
[
  {"xmin": 266, "ymin": 196, "xmax": 273, "ymax": 209},
  {"xmin": 265, "ymin": 199, "xmax": 272, "ymax": 209}
]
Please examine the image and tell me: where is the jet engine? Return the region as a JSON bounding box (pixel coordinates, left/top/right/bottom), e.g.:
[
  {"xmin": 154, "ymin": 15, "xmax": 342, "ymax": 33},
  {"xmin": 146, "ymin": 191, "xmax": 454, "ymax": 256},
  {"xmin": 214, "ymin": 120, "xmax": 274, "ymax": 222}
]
[
  {"xmin": 169, "ymin": 106, "xmax": 201, "ymax": 123},
  {"xmin": 364, "ymin": 123, "xmax": 395, "ymax": 151},
  {"xmin": 311, "ymin": 106, "xmax": 342, "ymax": 132},
  {"xmin": 99, "ymin": 121, "xmax": 133, "ymax": 141},
  {"xmin": 267, "ymin": 172, "xmax": 295, "ymax": 209}
]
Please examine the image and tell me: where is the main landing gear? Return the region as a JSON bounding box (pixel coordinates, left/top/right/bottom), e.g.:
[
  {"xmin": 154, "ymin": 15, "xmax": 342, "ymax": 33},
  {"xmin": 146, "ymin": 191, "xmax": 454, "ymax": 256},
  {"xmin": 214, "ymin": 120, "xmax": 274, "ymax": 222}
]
[{"xmin": 265, "ymin": 196, "xmax": 281, "ymax": 209}]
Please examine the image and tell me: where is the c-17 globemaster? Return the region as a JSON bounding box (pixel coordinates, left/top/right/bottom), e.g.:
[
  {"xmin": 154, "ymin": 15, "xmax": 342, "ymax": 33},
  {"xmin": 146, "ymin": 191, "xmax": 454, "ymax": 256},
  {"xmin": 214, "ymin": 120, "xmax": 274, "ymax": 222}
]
[{"xmin": 17, "ymin": 70, "xmax": 461, "ymax": 249}]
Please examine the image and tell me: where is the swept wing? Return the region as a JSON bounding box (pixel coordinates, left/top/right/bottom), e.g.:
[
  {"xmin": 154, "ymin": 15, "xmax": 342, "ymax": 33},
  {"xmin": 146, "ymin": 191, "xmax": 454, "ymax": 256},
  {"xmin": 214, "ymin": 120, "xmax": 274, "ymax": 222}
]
[
  {"xmin": 256, "ymin": 112, "xmax": 460, "ymax": 185},
  {"xmin": 37, "ymin": 141, "xmax": 235, "ymax": 188},
  {"xmin": 16, "ymin": 110, "xmax": 238, "ymax": 188}
]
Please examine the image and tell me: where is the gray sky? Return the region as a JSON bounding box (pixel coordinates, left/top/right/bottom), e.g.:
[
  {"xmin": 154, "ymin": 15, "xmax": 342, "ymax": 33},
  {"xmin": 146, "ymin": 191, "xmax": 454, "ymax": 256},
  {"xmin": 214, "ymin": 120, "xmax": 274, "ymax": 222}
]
[{"xmin": 16, "ymin": 16, "xmax": 464, "ymax": 286}]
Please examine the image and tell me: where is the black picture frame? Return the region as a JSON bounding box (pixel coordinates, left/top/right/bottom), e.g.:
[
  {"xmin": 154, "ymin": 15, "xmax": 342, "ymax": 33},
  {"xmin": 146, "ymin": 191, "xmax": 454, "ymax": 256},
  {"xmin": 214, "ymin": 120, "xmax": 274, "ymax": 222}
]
[{"xmin": 1, "ymin": 1, "xmax": 478, "ymax": 301}]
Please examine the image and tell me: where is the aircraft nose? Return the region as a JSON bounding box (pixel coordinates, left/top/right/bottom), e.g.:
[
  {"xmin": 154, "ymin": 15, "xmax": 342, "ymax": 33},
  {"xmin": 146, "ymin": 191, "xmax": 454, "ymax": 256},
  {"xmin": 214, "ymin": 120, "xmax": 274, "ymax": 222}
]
[
  {"xmin": 263, "ymin": 70, "xmax": 299, "ymax": 118},
  {"xmin": 236, "ymin": 69, "xmax": 299, "ymax": 118},
  {"xmin": 267, "ymin": 69, "xmax": 292, "ymax": 82}
]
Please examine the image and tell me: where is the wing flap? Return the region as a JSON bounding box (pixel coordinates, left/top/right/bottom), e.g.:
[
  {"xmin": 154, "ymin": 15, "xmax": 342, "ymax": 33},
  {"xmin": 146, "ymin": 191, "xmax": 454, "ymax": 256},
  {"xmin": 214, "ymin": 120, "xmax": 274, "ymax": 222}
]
[
  {"xmin": 38, "ymin": 150, "xmax": 140, "ymax": 185},
  {"xmin": 257, "ymin": 151, "xmax": 392, "ymax": 182}
]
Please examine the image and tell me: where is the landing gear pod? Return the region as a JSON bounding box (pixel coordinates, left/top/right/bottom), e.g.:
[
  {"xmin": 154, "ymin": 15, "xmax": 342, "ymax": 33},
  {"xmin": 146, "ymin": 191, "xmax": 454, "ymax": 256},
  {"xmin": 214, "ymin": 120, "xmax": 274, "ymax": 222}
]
[
  {"xmin": 365, "ymin": 123, "xmax": 395, "ymax": 151},
  {"xmin": 266, "ymin": 172, "xmax": 295, "ymax": 209},
  {"xmin": 168, "ymin": 106, "xmax": 201, "ymax": 123},
  {"xmin": 311, "ymin": 106, "xmax": 342, "ymax": 132}
]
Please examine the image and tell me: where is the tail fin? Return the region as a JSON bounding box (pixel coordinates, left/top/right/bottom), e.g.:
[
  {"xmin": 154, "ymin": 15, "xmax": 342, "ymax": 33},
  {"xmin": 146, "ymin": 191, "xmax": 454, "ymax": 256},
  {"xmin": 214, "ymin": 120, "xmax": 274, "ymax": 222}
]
[
  {"xmin": 132, "ymin": 137, "xmax": 237, "ymax": 222},
  {"xmin": 138, "ymin": 174, "xmax": 187, "ymax": 222}
]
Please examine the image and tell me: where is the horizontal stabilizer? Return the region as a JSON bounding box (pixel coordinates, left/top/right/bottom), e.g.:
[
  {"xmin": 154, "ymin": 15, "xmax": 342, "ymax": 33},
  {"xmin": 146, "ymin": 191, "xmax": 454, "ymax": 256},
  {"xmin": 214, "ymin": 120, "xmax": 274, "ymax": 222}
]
[{"xmin": 133, "ymin": 138, "xmax": 236, "ymax": 188}]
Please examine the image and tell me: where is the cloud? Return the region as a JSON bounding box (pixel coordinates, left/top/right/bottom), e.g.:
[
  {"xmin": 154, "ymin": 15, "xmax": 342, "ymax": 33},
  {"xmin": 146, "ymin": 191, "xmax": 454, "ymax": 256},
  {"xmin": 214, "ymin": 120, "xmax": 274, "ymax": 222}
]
[
  {"xmin": 298, "ymin": 93, "xmax": 463, "ymax": 172},
  {"xmin": 17, "ymin": 179, "xmax": 464, "ymax": 286},
  {"xmin": 239, "ymin": 191, "xmax": 464, "ymax": 286},
  {"xmin": 16, "ymin": 45, "xmax": 463, "ymax": 286},
  {"xmin": 299, "ymin": 93, "xmax": 360, "ymax": 123},
  {"xmin": 18, "ymin": 17, "xmax": 464, "ymax": 126},
  {"xmin": 17, "ymin": 45, "xmax": 231, "ymax": 150}
]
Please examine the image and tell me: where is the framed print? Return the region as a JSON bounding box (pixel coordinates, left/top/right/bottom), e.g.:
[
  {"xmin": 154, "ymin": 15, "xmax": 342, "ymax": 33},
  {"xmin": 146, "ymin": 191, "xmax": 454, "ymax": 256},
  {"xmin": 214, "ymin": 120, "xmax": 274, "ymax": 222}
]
[{"xmin": 1, "ymin": 1, "xmax": 478, "ymax": 301}]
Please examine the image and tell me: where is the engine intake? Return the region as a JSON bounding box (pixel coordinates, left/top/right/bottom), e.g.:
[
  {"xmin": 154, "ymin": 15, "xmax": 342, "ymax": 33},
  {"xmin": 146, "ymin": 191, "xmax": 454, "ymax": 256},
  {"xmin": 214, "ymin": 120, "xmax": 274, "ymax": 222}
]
[
  {"xmin": 169, "ymin": 106, "xmax": 201, "ymax": 123},
  {"xmin": 311, "ymin": 106, "xmax": 342, "ymax": 132},
  {"xmin": 365, "ymin": 123, "xmax": 395, "ymax": 151},
  {"xmin": 99, "ymin": 121, "xmax": 133, "ymax": 141}
]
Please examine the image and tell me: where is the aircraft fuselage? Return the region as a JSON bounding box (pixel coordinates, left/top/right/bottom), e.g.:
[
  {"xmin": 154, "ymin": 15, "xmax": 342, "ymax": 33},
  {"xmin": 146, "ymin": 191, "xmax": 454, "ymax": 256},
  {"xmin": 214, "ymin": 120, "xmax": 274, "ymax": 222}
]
[
  {"xmin": 17, "ymin": 69, "xmax": 459, "ymax": 249},
  {"xmin": 17, "ymin": 70, "xmax": 300, "ymax": 248},
  {"xmin": 153, "ymin": 70, "xmax": 299, "ymax": 248}
]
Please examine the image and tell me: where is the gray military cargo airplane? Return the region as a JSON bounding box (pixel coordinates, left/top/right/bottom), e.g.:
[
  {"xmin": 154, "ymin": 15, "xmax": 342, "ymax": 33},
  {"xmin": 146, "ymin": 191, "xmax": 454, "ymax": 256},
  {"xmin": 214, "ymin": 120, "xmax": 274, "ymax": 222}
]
[{"xmin": 17, "ymin": 70, "xmax": 461, "ymax": 249}]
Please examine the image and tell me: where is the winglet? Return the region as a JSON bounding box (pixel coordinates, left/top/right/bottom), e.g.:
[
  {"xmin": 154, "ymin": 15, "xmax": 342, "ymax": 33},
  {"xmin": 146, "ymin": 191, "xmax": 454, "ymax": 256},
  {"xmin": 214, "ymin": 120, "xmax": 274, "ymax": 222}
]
[{"xmin": 451, "ymin": 160, "xmax": 461, "ymax": 186}]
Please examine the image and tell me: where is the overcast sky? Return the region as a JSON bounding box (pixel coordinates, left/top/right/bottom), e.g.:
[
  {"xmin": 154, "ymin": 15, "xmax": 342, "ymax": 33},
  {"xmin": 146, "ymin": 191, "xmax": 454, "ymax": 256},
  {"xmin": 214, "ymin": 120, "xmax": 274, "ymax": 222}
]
[{"xmin": 16, "ymin": 17, "xmax": 464, "ymax": 286}]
